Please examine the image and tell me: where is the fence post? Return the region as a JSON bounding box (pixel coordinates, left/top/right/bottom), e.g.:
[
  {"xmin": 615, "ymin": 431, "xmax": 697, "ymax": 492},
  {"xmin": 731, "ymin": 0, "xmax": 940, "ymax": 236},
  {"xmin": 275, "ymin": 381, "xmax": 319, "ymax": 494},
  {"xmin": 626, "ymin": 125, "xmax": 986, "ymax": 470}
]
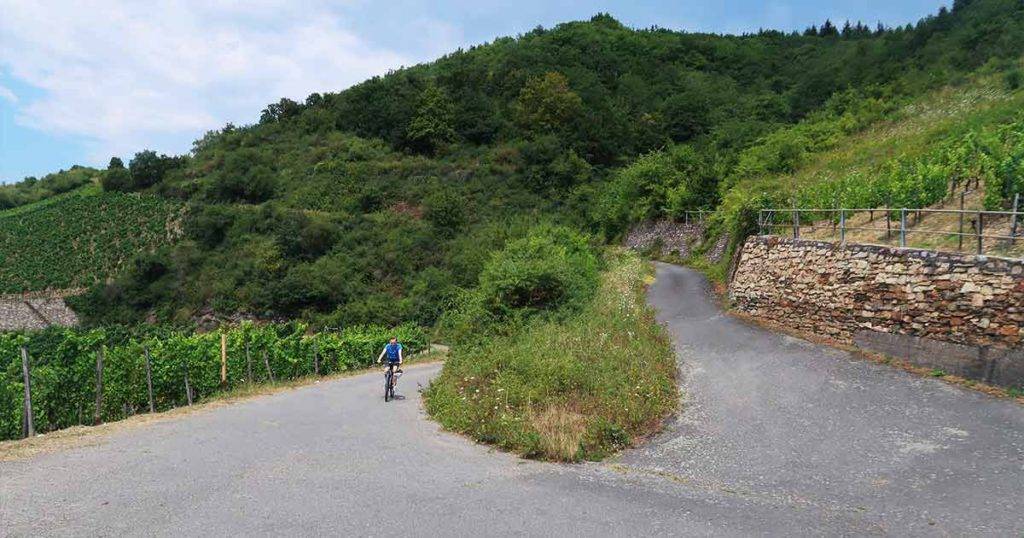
[
  {"xmin": 313, "ymin": 340, "xmax": 320, "ymax": 376},
  {"xmin": 839, "ymin": 210, "xmax": 846, "ymax": 245},
  {"xmin": 220, "ymin": 332, "xmax": 227, "ymax": 387},
  {"xmin": 245, "ymin": 338, "xmax": 253, "ymax": 384},
  {"xmin": 792, "ymin": 209, "xmax": 800, "ymax": 239},
  {"xmin": 958, "ymin": 192, "xmax": 966, "ymax": 251},
  {"xmin": 21, "ymin": 346, "xmax": 34, "ymax": 438},
  {"xmin": 900, "ymin": 209, "xmax": 907, "ymax": 248},
  {"xmin": 977, "ymin": 210, "xmax": 984, "ymax": 255},
  {"xmin": 885, "ymin": 207, "xmax": 891, "ymax": 242},
  {"xmin": 144, "ymin": 346, "xmax": 155, "ymax": 413},
  {"xmin": 1012, "ymin": 193, "xmax": 1020, "ymax": 245},
  {"xmin": 263, "ymin": 350, "xmax": 274, "ymax": 382},
  {"xmin": 183, "ymin": 358, "xmax": 193, "ymax": 406},
  {"xmin": 94, "ymin": 345, "xmax": 105, "ymax": 425}
]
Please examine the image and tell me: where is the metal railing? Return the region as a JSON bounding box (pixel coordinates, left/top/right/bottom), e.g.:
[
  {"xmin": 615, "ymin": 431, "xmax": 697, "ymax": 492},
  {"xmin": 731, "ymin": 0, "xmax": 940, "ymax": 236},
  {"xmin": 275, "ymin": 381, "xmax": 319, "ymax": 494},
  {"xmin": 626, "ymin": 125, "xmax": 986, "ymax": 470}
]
[
  {"xmin": 682, "ymin": 210, "xmax": 710, "ymax": 225},
  {"xmin": 759, "ymin": 204, "xmax": 1022, "ymax": 257}
]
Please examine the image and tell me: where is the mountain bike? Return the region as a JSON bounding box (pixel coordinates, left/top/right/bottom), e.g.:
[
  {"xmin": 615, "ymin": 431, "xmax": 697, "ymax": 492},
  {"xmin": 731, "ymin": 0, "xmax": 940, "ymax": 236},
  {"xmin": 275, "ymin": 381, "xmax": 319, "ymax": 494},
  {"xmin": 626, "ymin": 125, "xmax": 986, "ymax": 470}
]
[{"xmin": 383, "ymin": 363, "xmax": 401, "ymax": 402}]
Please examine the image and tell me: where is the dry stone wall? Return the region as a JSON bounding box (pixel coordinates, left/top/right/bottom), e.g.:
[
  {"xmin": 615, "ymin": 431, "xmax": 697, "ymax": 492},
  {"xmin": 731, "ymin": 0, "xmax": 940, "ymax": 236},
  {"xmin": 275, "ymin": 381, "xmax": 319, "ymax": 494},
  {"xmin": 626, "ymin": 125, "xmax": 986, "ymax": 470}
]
[
  {"xmin": 730, "ymin": 236, "xmax": 1023, "ymax": 386},
  {"xmin": 0, "ymin": 292, "xmax": 80, "ymax": 331},
  {"xmin": 625, "ymin": 220, "xmax": 704, "ymax": 257}
]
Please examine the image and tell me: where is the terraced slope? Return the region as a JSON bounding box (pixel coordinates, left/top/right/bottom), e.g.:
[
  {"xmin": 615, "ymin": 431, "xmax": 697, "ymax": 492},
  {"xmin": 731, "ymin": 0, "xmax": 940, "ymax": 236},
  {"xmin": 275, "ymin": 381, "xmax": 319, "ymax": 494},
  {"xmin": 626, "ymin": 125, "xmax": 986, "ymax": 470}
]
[{"xmin": 0, "ymin": 185, "xmax": 185, "ymax": 294}]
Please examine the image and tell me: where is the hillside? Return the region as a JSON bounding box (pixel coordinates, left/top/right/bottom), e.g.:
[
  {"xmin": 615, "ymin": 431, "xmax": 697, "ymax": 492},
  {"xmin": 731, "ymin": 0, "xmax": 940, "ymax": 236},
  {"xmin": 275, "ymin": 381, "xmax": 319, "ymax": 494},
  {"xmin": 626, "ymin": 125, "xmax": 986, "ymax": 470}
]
[
  {"xmin": 0, "ymin": 185, "xmax": 184, "ymax": 294},
  {"xmin": 5, "ymin": 0, "xmax": 1024, "ymax": 327}
]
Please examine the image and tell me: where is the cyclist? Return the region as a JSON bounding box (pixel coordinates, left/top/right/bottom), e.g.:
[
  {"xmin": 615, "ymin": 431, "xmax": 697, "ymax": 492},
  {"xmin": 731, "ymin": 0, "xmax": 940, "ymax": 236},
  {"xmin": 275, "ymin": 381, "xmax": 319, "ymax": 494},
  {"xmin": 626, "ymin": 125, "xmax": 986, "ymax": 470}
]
[{"xmin": 376, "ymin": 337, "xmax": 404, "ymax": 385}]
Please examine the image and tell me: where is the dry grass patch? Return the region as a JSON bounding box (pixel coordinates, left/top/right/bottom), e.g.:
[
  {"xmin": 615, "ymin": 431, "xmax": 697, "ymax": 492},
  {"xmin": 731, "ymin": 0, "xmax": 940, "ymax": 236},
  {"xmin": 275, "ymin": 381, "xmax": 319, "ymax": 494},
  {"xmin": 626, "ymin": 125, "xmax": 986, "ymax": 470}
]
[{"xmin": 530, "ymin": 404, "xmax": 589, "ymax": 462}]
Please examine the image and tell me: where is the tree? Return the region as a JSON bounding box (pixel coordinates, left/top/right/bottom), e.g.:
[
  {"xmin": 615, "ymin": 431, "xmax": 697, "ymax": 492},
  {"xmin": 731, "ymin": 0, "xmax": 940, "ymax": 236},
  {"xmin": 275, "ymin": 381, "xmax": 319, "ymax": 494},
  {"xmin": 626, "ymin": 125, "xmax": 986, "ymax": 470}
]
[
  {"xmin": 819, "ymin": 19, "xmax": 839, "ymax": 37},
  {"xmin": 514, "ymin": 72, "xmax": 583, "ymax": 134},
  {"xmin": 259, "ymin": 98, "xmax": 302, "ymax": 124},
  {"xmin": 405, "ymin": 83, "xmax": 456, "ymax": 154},
  {"xmin": 209, "ymin": 149, "xmax": 276, "ymax": 203},
  {"xmin": 661, "ymin": 74, "xmax": 726, "ymax": 141},
  {"xmin": 108, "ymin": 157, "xmax": 125, "ymax": 169},
  {"xmin": 128, "ymin": 150, "xmax": 176, "ymax": 190}
]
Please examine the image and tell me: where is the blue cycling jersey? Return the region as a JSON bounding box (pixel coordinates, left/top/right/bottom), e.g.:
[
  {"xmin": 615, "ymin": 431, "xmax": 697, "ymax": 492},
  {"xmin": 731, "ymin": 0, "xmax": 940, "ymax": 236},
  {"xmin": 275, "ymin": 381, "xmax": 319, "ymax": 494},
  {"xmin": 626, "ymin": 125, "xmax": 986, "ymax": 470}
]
[{"xmin": 385, "ymin": 342, "xmax": 402, "ymax": 362}]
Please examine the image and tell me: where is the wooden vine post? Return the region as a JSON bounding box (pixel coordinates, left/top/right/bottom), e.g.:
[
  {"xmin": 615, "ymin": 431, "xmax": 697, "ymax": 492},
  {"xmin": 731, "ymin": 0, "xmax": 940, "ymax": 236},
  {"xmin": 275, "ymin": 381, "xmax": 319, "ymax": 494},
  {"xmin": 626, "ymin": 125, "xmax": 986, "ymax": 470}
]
[
  {"xmin": 183, "ymin": 356, "xmax": 193, "ymax": 406},
  {"xmin": 1011, "ymin": 193, "xmax": 1020, "ymax": 245},
  {"xmin": 958, "ymin": 192, "xmax": 966, "ymax": 251},
  {"xmin": 977, "ymin": 210, "xmax": 984, "ymax": 255},
  {"xmin": 144, "ymin": 346, "xmax": 155, "ymax": 413},
  {"xmin": 313, "ymin": 340, "xmax": 320, "ymax": 376},
  {"xmin": 245, "ymin": 338, "xmax": 253, "ymax": 384},
  {"xmin": 263, "ymin": 350, "xmax": 274, "ymax": 382},
  {"xmin": 93, "ymin": 345, "xmax": 105, "ymax": 425},
  {"xmin": 220, "ymin": 332, "xmax": 228, "ymax": 387},
  {"xmin": 885, "ymin": 206, "xmax": 891, "ymax": 242},
  {"xmin": 21, "ymin": 346, "xmax": 34, "ymax": 438}
]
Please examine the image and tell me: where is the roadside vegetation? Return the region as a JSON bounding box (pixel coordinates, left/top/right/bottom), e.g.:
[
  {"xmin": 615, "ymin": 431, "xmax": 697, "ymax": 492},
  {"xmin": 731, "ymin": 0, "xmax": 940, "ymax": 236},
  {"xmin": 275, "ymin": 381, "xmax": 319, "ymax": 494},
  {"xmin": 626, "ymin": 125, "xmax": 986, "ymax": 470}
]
[
  {"xmin": 0, "ymin": 323, "xmax": 425, "ymax": 441},
  {"xmin": 426, "ymin": 244, "xmax": 677, "ymax": 461}
]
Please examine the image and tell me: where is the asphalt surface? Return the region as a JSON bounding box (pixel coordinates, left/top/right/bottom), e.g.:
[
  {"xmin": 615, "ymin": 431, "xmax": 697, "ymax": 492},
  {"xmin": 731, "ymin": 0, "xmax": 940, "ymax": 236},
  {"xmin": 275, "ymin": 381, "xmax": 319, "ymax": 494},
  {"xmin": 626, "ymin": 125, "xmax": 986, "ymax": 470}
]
[{"xmin": 2, "ymin": 263, "xmax": 1023, "ymax": 536}]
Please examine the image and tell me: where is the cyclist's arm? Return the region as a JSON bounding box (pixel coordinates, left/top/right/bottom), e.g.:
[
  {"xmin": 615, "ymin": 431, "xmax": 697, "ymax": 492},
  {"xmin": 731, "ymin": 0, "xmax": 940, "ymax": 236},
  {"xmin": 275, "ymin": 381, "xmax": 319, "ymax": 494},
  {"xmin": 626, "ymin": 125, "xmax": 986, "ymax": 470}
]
[
  {"xmin": 398, "ymin": 347, "xmax": 404, "ymax": 364},
  {"xmin": 377, "ymin": 346, "xmax": 387, "ymax": 363}
]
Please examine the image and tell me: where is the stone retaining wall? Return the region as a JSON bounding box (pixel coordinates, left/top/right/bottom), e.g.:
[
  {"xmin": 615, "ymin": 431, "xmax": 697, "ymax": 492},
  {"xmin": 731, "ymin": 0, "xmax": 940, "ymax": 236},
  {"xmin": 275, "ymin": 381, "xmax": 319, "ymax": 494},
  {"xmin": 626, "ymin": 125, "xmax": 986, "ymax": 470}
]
[
  {"xmin": 624, "ymin": 219, "xmax": 730, "ymax": 262},
  {"xmin": 730, "ymin": 236, "xmax": 1023, "ymax": 386},
  {"xmin": 0, "ymin": 296, "xmax": 79, "ymax": 331},
  {"xmin": 624, "ymin": 220, "xmax": 705, "ymax": 257}
]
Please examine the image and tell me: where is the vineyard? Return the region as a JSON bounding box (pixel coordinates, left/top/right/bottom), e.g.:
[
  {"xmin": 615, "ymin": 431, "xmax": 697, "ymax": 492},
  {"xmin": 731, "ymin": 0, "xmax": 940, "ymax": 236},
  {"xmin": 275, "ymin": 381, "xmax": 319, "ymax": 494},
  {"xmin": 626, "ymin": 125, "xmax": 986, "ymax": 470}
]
[
  {"xmin": 0, "ymin": 186, "xmax": 184, "ymax": 294},
  {"xmin": 793, "ymin": 110, "xmax": 1024, "ymax": 213},
  {"xmin": 709, "ymin": 75, "xmax": 1024, "ymax": 257},
  {"xmin": 0, "ymin": 323, "xmax": 426, "ymax": 441}
]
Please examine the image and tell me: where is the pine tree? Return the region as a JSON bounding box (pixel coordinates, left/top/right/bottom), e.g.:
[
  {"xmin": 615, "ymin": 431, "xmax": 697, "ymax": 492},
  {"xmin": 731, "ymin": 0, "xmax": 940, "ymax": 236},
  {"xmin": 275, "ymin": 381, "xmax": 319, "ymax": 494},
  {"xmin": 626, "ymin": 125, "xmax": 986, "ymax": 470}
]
[{"xmin": 820, "ymin": 19, "xmax": 839, "ymax": 37}]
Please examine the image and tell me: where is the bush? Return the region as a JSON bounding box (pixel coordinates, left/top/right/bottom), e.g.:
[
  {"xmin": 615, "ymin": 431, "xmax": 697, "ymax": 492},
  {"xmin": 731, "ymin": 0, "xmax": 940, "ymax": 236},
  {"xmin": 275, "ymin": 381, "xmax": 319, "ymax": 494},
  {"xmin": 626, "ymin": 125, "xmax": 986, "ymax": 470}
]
[
  {"xmin": 425, "ymin": 252, "xmax": 677, "ymax": 461},
  {"xmin": 1005, "ymin": 69, "xmax": 1023, "ymax": 90},
  {"xmin": 475, "ymin": 225, "xmax": 599, "ymax": 320}
]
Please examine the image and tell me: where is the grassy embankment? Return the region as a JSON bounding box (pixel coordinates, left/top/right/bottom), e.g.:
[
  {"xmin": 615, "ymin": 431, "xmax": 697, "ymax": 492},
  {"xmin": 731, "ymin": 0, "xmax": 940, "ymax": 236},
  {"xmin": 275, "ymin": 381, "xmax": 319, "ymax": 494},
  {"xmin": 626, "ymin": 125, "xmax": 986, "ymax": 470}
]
[{"xmin": 425, "ymin": 252, "xmax": 678, "ymax": 462}]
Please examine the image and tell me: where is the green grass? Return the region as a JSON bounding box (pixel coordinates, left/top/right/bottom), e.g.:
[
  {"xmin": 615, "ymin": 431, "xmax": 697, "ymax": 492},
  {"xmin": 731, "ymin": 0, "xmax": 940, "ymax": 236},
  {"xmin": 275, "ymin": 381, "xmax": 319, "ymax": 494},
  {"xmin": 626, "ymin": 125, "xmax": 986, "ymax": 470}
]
[
  {"xmin": 0, "ymin": 186, "xmax": 184, "ymax": 294},
  {"xmin": 424, "ymin": 251, "xmax": 678, "ymax": 461}
]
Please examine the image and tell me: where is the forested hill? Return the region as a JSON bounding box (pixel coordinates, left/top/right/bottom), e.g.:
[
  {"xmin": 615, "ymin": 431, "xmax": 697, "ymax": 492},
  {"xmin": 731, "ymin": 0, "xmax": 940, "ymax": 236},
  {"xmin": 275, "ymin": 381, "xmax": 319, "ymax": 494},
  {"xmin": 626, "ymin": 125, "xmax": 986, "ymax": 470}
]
[{"xmin": 6, "ymin": 0, "xmax": 1024, "ymax": 328}]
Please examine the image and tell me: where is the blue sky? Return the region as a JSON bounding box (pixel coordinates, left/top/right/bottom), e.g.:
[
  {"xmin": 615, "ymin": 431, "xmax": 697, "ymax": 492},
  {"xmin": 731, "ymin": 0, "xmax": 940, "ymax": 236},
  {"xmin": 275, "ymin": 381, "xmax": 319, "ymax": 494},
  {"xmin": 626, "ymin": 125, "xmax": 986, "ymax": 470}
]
[{"xmin": 0, "ymin": 0, "xmax": 945, "ymax": 183}]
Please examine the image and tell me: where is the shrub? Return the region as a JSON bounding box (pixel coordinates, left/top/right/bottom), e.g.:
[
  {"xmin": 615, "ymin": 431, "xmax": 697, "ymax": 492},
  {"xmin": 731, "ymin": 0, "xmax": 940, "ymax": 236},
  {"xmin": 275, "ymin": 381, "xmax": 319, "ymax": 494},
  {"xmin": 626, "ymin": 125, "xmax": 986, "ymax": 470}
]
[
  {"xmin": 425, "ymin": 252, "xmax": 677, "ymax": 461},
  {"xmin": 475, "ymin": 225, "xmax": 599, "ymax": 320},
  {"xmin": 1005, "ymin": 69, "xmax": 1023, "ymax": 90}
]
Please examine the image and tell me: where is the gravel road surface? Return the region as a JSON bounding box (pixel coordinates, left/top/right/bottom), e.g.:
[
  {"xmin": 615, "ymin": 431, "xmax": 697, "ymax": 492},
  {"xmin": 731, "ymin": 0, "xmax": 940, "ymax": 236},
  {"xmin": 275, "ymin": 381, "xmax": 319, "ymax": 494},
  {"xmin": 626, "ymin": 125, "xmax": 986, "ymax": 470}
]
[{"xmin": 2, "ymin": 263, "xmax": 1022, "ymax": 536}]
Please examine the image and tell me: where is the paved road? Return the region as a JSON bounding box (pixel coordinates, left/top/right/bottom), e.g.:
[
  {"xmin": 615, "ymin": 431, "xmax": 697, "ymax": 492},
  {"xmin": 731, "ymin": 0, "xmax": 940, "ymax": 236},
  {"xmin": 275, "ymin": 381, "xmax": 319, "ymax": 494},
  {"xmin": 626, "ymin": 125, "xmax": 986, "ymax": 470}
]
[{"xmin": 2, "ymin": 263, "xmax": 1023, "ymax": 536}]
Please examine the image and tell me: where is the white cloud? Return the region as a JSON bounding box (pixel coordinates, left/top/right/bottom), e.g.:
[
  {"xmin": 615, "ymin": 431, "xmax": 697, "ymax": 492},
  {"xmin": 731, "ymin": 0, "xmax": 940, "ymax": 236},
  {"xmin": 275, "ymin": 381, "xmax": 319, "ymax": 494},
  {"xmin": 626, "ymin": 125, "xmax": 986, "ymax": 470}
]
[
  {"xmin": 0, "ymin": 85, "xmax": 16, "ymax": 103},
  {"xmin": 0, "ymin": 0, "xmax": 415, "ymax": 161}
]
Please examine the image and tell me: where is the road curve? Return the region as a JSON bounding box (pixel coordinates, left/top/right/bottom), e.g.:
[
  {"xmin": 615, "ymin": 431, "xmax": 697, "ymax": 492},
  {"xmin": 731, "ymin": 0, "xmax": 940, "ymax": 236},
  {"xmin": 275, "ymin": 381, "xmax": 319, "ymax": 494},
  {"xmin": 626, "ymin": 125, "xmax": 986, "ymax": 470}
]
[{"xmin": 2, "ymin": 263, "xmax": 1023, "ymax": 536}]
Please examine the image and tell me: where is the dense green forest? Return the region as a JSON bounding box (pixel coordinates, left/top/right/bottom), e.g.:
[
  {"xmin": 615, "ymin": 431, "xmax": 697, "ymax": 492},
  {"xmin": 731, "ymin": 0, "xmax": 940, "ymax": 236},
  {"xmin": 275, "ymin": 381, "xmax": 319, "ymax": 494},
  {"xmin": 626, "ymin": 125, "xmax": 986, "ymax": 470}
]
[{"xmin": 6, "ymin": 0, "xmax": 1024, "ymax": 329}]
